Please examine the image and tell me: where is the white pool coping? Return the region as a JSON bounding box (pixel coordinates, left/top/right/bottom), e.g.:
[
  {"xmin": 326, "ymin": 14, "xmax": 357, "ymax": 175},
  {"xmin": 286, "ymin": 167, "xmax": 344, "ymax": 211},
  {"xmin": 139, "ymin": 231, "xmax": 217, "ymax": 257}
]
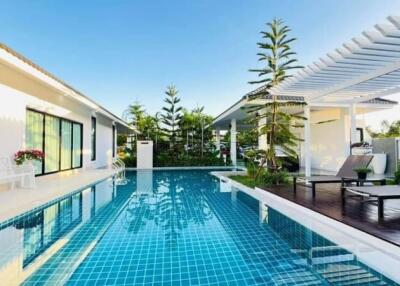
[
  {"xmin": 211, "ymin": 171, "xmax": 400, "ymax": 283},
  {"xmin": 126, "ymin": 166, "xmax": 242, "ymax": 171},
  {"xmin": 0, "ymin": 169, "xmax": 119, "ymax": 223}
]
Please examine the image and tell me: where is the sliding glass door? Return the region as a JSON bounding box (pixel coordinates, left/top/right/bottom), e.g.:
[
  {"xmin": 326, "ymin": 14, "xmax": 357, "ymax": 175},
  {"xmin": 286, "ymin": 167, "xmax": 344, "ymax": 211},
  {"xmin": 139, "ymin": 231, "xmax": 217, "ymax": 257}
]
[
  {"xmin": 60, "ymin": 120, "xmax": 72, "ymax": 170},
  {"xmin": 44, "ymin": 115, "xmax": 60, "ymax": 173},
  {"xmin": 26, "ymin": 111, "xmax": 44, "ymax": 175},
  {"xmin": 72, "ymin": 123, "xmax": 82, "ymax": 168},
  {"xmin": 26, "ymin": 109, "xmax": 83, "ymax": 175}
]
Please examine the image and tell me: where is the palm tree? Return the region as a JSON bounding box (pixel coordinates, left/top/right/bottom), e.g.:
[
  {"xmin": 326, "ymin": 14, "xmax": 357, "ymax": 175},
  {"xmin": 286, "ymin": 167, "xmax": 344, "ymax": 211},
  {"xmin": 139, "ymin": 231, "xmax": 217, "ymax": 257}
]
[{"xmin": 248, "ymin": 18, "xmax": 305, "ymax": 174}]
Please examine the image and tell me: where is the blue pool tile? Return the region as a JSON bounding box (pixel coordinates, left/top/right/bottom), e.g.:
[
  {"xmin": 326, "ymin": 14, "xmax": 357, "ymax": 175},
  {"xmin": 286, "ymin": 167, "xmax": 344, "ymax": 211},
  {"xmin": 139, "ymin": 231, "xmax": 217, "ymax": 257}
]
[{"xmin": 0, "ymin": 170, "xmax": 394, "ymax": 285}]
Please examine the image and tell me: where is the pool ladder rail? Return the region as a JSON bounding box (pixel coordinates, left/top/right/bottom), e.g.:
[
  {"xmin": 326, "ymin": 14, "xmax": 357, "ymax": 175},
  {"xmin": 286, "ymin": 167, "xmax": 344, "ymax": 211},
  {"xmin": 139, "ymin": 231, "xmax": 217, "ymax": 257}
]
[{"xmin": 112, "ymin": 158, "xmax": 129, "ymax": 186}]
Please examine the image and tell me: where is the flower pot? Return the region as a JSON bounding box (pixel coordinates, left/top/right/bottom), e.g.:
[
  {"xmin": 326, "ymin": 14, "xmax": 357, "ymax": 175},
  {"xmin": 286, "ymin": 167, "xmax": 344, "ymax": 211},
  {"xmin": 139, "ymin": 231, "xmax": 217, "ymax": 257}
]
[{"xmin": 357, "ymin": 172, "xmax": 367, "ymax": 180}]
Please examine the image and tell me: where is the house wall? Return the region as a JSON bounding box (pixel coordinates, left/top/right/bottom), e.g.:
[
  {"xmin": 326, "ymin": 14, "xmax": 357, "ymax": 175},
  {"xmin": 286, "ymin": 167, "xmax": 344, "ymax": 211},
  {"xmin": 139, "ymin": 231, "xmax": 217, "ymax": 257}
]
[
  {"xmin": 0, "ymin": 59, "xmax": 116, "ymax": 173},
  {"xmin": 256, "ymin": 106, "xmax": 368, "ymax": 173},
  {"xmin": 306, "ymin": 108, "xmax": 350, "ymax": 172},
  {"xmin": 301, "ymin": 107, "xmax": 367, "ymax": 172}
]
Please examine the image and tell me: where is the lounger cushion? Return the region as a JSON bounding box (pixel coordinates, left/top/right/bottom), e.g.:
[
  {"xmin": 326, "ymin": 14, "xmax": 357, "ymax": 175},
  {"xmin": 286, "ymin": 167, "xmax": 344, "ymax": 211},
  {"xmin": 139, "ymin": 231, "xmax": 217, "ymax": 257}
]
[
  {"xmin": 301, "ymin": 176, "xmax": 342, "ymax": 183},
  {"xmin": 346, "ymin": 185, "xmax": 400, "ymax": 198},
  {"xmin": 336, "ymin": 155, "xmax": 373, "ymax": 178}
]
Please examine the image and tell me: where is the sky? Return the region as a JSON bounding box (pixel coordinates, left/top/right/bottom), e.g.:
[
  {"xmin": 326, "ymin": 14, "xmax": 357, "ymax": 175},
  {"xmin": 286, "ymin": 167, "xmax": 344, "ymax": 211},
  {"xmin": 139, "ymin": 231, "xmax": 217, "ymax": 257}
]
[{"xmin": 1, "ymin": 0, "xmax": 400, "ymax": 129}]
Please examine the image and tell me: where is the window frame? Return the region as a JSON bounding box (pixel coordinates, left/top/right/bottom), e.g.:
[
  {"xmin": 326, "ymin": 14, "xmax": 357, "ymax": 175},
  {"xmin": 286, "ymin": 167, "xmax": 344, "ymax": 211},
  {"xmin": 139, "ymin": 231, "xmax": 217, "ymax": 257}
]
[
  {"xmin": 26, "ymin": 108, "xmax": 83, "ymax": 176},
  {"xmin": 112, "ymin": 124, "xmax": 116, "ymax": 158},
  {"xmin": 91, "ymin": 116, "xmax": 96, "ymax": 161}
]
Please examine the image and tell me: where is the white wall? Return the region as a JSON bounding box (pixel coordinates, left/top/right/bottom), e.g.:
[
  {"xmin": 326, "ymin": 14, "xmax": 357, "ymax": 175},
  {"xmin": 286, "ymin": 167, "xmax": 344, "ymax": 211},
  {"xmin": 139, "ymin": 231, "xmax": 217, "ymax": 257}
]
[
  {"xmin": 0, "ymin": 60, "xmax": 115, "ymax": 173},
  {"xmin": 92, "ymin": 115, "xmax": 114, "ymax": 169},
  {"xmin": 300, "ymin": 107, "xmax": 368, "ymax": 172},
  {"xmin": 307, "ymin": 108, "xmax": 349, "ymax": 172}
]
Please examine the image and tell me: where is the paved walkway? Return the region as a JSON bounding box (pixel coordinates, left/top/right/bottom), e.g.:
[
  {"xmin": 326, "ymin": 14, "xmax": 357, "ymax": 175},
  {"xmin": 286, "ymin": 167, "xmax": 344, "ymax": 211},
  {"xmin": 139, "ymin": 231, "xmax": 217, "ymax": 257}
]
[{"xmin": 0, "ymin": 169, "xmax": 118, "ymax": 223}]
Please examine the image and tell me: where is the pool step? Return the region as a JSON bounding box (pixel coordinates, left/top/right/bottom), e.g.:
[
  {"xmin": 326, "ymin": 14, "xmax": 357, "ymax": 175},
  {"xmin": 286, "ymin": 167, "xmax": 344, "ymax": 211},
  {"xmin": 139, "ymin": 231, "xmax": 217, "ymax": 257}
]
[
  {"xmin": 317, "ymin": 264, "xmax": 388, "ymax": 285},
  {"xmin": 270, "ymin": 269, "xmax": 326, "ymax": 285}
]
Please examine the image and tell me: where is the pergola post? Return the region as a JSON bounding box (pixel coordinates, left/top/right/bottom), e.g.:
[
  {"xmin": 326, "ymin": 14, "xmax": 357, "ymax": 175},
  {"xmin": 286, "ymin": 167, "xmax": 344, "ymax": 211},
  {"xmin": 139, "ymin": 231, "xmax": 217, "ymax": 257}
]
[
  {"xmin": 215, "ymin": 128, "xmax": 221, "ymax": 157},
  {"xmin": 304, "ymin": 105, "xmax": 311, "ymax": 177},
  {"xmin": 349, "ymin": 103, "xmax": 357, "ymax": 146},
  {"xmin": 230, "ymin": 119, "xmax": 237, "ymax": 166}
]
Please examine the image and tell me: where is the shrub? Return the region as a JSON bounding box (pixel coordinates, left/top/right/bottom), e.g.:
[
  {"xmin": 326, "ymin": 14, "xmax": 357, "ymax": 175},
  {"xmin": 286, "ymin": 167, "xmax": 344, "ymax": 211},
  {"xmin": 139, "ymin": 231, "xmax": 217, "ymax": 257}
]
[
  {"xmin": 394, "ymin": 169, "xmax": 400, "ymax": 184},
  {"xmin": 353, "ymin": 167, "xmax": 372, "ymax": 174},
  {"xmin": 262, "ymin": 170, "xmax": 289, "ymax": 186}
]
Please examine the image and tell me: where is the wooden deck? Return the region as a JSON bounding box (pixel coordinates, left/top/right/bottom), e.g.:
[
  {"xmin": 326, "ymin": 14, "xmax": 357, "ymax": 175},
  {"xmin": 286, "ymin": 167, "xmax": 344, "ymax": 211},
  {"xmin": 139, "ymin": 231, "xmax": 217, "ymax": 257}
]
[{"xmin": 260, "ymin": 181, "xmax": 400, "ymax": 247}]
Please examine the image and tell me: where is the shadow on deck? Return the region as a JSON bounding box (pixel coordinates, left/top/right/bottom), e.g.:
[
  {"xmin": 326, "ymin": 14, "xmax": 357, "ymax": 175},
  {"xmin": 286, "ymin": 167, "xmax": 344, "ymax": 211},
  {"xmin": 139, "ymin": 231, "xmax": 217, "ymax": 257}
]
[{"xmin": 259, "ymin": 182, "xmax": 400, "ymax": 247}]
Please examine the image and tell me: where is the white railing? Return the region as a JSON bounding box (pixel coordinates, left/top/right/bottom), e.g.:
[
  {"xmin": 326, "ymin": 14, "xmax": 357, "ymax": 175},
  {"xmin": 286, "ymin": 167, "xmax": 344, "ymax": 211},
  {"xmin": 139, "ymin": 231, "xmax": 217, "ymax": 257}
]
[{"xmin": 112, "ymin": 158, "xmax": 129, "ymax": 185}]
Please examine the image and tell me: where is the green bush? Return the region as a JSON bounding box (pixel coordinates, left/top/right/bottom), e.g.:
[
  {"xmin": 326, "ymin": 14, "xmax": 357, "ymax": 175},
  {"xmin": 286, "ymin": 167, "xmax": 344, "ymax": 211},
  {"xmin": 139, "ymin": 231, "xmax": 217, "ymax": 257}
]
[
  {"xmin": 154, "ymin": 152, "xmax": 228, "ymax": 167},
  {"xmin": 394, "ymin": 169, "xmax": 400, "ymax": 184},
  {"xmin": 262, "ymin": 170, "xmax": 289, "ymax": 186},
  {"xmin": 121, "ymin": 154, "xmax": 136, "ymax": 167}
]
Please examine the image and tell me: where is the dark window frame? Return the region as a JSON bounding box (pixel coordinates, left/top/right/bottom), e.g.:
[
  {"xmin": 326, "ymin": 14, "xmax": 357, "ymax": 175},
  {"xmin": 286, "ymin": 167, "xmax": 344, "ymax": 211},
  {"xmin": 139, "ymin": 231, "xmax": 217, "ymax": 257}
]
[
  {"xmin": 91, "ymin": 116, "xmax": 96, "ymax": 161},
  {"xmin": 356, "ymin": 127, "xmax": 364, "ymax": 142},
  {"xmin": 112, "ymin": 125, "xmax": 116, "ymax": 158},
  {"xmin": 26, "ymin": 108, "xmax": 83, "ymax": 176}
]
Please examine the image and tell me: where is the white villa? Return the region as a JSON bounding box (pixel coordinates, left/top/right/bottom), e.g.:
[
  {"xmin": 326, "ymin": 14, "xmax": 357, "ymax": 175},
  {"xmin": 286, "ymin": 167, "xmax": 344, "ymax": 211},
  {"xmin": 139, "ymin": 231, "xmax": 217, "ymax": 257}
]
[
  {"xmin": 213, "ymin": 16, "xmax": 400, "ymax": 177},
  {"xmin": 0, "ymin": 43, "xmax": 135, "ymax": 177}
]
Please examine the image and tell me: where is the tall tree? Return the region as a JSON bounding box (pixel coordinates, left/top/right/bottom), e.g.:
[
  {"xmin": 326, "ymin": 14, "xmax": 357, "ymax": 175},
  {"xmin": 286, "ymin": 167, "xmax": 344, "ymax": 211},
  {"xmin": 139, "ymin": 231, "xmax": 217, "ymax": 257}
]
[
  {"xmin": 161, "ymin": 85, "xmax": 182, "ymax": 152},
  {"xmin": 248, "ymin": 18, "xmax": 305, "ymax": 173},
  {"xmin": 367, "ymin": 120, "xmax": 400, "ymax": 138}
]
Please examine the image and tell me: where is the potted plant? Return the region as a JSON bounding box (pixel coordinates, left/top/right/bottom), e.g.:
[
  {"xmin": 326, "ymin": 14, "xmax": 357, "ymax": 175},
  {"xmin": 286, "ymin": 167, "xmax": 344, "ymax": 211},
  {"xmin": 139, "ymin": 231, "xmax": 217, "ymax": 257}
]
[
  {"xmin": 353, "ymin": 167, "xmax": 372, "ymax": 180},
  {"xmin": 14, "ymin": 149, "xmax": 44, "ymax": 166}
]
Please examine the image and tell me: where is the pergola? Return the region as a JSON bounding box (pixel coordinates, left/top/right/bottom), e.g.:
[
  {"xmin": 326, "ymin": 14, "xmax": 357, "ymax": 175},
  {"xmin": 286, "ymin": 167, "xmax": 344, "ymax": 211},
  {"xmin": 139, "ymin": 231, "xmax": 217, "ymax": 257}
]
[{"xmin": 214, "ymin": 15, "xmax": 400, "ymax": 175}]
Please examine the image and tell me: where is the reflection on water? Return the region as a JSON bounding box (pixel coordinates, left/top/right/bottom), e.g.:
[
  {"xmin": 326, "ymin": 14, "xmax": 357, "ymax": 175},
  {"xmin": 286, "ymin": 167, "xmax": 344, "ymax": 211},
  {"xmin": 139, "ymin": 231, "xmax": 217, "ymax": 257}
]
[
  {"xmin": 20, "ymin": 192, "xmax": 82, "ymax": 267},
  {"xmin": 0, "ymin": 177, "xmax": 127, "ymax": 285},
  {"xmin": 123, "ymin": 170, "xmax": 214, "ymax": 246}
]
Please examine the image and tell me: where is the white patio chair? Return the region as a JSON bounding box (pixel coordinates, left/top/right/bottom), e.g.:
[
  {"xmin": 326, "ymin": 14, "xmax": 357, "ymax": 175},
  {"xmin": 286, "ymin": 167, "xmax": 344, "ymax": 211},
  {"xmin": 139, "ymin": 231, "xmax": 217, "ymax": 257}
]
[{"xmin": 0, "ymin": 158, "xmax": 35, "ymax": 190}]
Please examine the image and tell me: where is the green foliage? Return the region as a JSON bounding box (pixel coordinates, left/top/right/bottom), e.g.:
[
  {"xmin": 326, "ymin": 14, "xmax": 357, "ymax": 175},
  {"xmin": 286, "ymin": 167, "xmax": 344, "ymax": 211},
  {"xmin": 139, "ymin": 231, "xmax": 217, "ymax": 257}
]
[
  {"xmin": 394, "ymin": 169, "xmax": 400, "ymax": 184},
  {"xmin": 121, "ymin": 85, "xmax": 227, "ymax": 168},
  {"xmin": 120, "ymin": 148, "xmax": 137, "ymax": 167},
  {"xmin": 230, "ymin": 170, "xmax": 290, "ymax": 188},
  {"xmin": 117, "ymin": 134, "xmax": 127, "ymax": 146},
  {"xmin": 262, "ymin": 170, "xmax": 289, "ymax": 186},
  {"xmin": 244, "ymin": 149, "xmax": 258, "ymax": 178},
  {"xmin": 229, "ymin": 175, "xmax": 259, "ymax": 188},
  {"xmin": 247, "ymin": 18, "xmax": 304, "ymax": 176},
  {"xmin": 353, "ymin": 167, "xmax": 372, "ymax": 174},
  {"xmin": 154, "ymin": 152, "xmax": 226, "ymax": 167},
  {"xmin": 179, "ymin": 106, "xmax": 214, "ymax": 158},
  {"xmin": 367, "ymin": 120, "xmax": 400, "ymax": 138}
]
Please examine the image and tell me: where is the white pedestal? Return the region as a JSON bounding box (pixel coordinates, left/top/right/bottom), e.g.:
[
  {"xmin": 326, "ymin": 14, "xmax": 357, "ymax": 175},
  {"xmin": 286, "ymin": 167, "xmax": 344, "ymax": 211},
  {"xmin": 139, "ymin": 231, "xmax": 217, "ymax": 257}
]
[
  {"xmin": 370, "ymin": 154, "xmax": 387, "ymax": 175},
  {"xmin": 137, "ymin": 140, "xmax": 153, "ymax": 169}
]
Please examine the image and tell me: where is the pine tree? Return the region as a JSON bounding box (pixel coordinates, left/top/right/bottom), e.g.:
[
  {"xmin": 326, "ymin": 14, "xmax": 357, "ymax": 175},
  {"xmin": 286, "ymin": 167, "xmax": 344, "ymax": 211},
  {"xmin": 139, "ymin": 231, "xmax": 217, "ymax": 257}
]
[
  {"xmin": 161, "ymin": 85, "xmax": 182, "ymax": 153},
  {"xmin": 248, "ymin": 19, "xmax": 305, "ymax": 174}
]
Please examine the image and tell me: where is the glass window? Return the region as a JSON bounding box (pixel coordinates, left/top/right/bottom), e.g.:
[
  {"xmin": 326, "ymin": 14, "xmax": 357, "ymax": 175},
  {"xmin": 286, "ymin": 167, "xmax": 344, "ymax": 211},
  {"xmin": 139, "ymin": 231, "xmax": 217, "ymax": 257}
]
[
  {"xmin": 60, "ymin": 120, "xmax": 72, "ymax": 170},
  {"xmin": 44, "ymin": 115, "xmax": 60, "ymax": 173},
  {"xmin": 26, "ymin": 110, "xmax": 44, "ymax": 175},
  {"xmin": 26, "ymin": 109, "xmax": 83, "ymax": 175},
  {"xmin": 72, "ymin": 123, "xmax": 82, "ymax": 168},
  {"xmin": 91, "ymin": 117, "xmax": 96, "ymax": 161}
]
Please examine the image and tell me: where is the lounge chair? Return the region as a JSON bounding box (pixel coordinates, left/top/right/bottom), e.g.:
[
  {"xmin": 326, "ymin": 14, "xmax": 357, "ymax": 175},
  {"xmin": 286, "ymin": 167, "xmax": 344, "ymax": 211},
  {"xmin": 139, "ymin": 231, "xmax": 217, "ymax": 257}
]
[
  {"xmin": 341, "ymin": 185, "xmax": 400, "ymax": 221},
  {"xmin": 0, "ymin": 158, "xmax": 35, "ymax": 190},
  {"xmin": 293, "ymin": 155, "xmax": 381, "ymax": 198}
]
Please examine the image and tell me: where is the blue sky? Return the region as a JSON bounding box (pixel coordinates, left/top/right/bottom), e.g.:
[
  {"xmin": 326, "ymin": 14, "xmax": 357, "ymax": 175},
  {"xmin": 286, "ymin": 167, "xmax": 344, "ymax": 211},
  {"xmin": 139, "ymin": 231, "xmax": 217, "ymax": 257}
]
[{"xmin": 1, "ymin": 0, "xmax": 400, "ymax": 121}]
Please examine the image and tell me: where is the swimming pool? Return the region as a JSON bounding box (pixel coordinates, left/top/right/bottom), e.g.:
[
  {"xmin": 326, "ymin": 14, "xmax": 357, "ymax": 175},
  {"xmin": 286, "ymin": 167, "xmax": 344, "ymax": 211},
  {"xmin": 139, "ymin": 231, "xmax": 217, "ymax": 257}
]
[{"xmin": 0, "ymin": 170, "xmax": 398, "ymax": 285}]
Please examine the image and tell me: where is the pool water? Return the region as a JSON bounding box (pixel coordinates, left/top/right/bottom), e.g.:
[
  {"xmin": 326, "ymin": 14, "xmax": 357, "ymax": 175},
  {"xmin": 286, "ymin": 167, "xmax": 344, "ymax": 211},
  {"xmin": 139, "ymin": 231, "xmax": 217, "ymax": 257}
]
[{"xmin": 0, "ymin": 170, "xmax": 397, "ymax": 285}]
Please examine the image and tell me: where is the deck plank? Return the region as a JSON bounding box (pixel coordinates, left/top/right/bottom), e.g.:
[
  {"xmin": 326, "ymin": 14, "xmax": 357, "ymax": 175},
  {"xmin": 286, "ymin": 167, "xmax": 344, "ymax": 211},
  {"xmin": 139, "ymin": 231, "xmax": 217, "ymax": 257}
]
[{"xmin": 259, "ymin": 182, "xmax": 400, "ymax": 246}]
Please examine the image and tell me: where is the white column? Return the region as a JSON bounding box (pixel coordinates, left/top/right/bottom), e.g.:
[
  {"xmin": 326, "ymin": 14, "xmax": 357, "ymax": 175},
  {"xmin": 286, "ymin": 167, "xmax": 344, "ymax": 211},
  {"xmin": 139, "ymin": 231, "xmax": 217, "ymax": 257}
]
[
  {"xmin": 304, "ymin": 105, "xmax": 311, "ymax": 177},
  {"xmin": 349, "ymin": 103, "xmax": 357, "ymax": 145},
  {"xmin": 230, "ymin": 119, "xmax": 237, "ymax": 166},
  {"xmin": 215, "ymin": 128, "xmax": 221, "ymax": 157}
]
